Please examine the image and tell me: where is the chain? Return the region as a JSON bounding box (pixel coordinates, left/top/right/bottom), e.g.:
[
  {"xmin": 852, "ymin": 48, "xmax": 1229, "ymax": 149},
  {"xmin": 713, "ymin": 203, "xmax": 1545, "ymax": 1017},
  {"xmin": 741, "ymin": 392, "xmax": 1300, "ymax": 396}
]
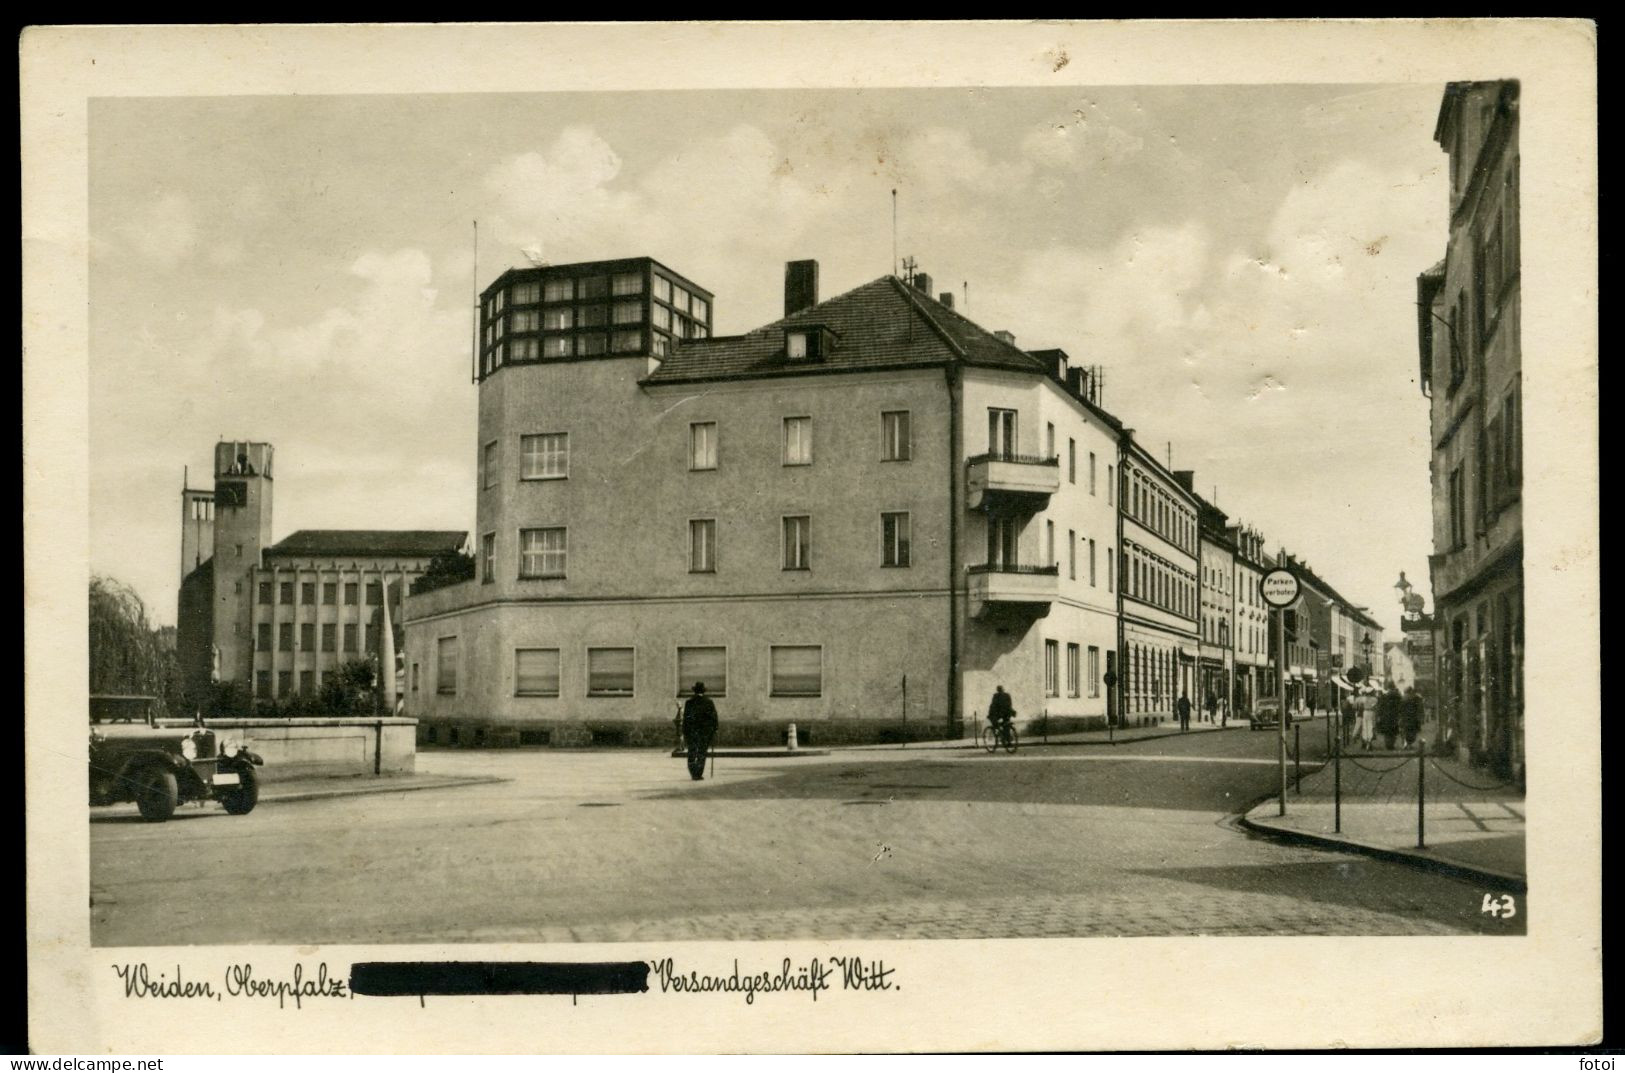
[
  {"xmin": 1424, "ymin": 757, "xmax": 1522, "ymax": 792},
  {"xmin": 1341, "ymin": 755, "xmax": 1417, "ymax": 775}
]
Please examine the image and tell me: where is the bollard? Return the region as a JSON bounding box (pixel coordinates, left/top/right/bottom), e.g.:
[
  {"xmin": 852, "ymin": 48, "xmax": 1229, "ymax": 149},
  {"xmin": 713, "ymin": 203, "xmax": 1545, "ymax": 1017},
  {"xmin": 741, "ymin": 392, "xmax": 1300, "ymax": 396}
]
[
  {"xmin": 1417, "ymin": 735, "xmax": 1426, "ymax": 849},
  {"xmin": 787, "ymin": 722, "xmax": 798, "ymax": 752},
  {"xmin": 1333, "ymin": 722, "xmax": 1342, "ymax": 833}
]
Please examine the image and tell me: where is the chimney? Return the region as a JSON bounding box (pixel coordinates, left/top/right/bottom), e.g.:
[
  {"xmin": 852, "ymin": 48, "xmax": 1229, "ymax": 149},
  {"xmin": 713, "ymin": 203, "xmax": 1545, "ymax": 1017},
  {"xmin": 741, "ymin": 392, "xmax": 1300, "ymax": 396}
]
[
  {"xmin": 938, "ymin": 291, "xmax": 954, "ymax": 310},
  {"xmin": 1173, "ymin": 470, "xmax": 1195, "ymax": 493},
  {"xmin": 785, "ymin": 260, "xmax": 819, "ymax": 317},
  {"xmin": 911, "ymin": 271, "xmax": 933, "ymax": 297},
  {"xmin": 994, "ymin": 330, "xmax": 1017, "ymax": 347},
  {"xmin": 1066, "ymin": 366, "xmax": 1087, "ymax": 398}
]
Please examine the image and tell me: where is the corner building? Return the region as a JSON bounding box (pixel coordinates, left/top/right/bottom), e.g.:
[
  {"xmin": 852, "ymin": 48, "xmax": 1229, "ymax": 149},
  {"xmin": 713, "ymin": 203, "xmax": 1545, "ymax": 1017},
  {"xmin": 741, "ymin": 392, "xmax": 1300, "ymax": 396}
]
[{"xmin": 403, "ymin": 258, "xmax": 1122, "ymax": 744}]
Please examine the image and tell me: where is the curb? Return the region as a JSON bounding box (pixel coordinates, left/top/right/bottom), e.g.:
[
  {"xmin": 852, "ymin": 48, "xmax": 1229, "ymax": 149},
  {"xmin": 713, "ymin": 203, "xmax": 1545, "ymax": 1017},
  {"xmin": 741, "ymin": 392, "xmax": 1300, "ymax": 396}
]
[
  {"xmin": 1236, "ymin": 813, "xmax": 1527, "ymax": 894},
  {"xmin": 261, "ymin": 774, "xmax": 508, "ymax": 804}
]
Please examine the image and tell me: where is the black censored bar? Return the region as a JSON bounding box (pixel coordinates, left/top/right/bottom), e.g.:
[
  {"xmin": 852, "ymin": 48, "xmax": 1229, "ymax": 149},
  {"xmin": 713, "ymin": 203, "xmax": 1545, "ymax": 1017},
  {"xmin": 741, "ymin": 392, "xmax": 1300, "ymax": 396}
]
[{"xmin": 350, "ymin": 961, "xmax": 650, "ymax": 997}]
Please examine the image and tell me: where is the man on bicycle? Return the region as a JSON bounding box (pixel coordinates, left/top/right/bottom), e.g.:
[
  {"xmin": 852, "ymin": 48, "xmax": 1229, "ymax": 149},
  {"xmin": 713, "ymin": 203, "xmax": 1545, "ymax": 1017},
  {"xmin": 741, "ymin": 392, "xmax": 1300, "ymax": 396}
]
[{"xmin": 987, "ymin": 685, "xmax": 1015, "ymax": 738}]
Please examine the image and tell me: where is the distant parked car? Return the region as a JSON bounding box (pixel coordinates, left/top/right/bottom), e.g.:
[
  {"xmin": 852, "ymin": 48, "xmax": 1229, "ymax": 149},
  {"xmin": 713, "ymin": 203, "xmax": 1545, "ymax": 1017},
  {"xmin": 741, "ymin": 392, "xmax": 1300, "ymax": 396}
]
[
  {"xmin": 89, "ymin": 719, "xmax": 264, "ymax": 822},
  {"xmin": 1250, "ymin": 697, "xmax": 1284, "ymax": 729}
]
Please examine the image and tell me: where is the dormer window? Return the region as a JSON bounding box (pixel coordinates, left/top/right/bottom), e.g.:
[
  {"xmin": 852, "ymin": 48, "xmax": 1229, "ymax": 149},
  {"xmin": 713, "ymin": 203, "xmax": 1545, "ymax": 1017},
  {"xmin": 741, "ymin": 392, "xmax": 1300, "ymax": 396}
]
[{"xmin": 785, "ymin": 325, "xmax": 834, "ymax": 361}]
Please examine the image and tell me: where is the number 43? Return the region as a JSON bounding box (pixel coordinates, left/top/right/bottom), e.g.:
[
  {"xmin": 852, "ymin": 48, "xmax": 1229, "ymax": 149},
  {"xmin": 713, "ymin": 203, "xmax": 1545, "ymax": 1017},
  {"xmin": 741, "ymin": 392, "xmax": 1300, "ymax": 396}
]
[{"xmin": 1481, "ymin": 893, "xmax": 1517, "ymax": 919}]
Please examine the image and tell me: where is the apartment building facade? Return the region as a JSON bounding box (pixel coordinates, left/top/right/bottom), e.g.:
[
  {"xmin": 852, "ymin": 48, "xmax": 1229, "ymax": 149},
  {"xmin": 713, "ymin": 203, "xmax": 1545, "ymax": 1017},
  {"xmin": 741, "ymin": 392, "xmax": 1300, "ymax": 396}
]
[
  {"xmin": 1228, "ymin": 524, "xmax": 1271, "ymax": 715},
  {"xmin": 402, "ymin": 258, "xmax": 1121, "ymax": 744},
  {"xmin": 1419, "ymin": 80, "xmax": 1523, "ymax": 780}
]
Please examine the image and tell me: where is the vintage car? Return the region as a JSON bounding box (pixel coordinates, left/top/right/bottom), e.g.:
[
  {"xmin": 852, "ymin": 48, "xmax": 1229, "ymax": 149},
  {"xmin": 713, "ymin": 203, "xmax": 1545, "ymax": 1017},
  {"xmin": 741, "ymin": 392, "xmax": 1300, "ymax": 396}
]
[
  {"xmin": 89, "ymin": 720, "xmax": 264, "ymax": 822},
  {"xmin": 1249, "ymin": 696, "xmax": 1285, "ymax": 729}
]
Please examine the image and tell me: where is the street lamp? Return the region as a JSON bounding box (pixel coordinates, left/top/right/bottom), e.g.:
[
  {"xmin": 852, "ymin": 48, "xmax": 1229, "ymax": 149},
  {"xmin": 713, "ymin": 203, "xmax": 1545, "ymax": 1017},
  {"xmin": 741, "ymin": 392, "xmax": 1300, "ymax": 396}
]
[{"xmin": 1361, "ymin": 631, "xmax": 1374, "ymax": 680}]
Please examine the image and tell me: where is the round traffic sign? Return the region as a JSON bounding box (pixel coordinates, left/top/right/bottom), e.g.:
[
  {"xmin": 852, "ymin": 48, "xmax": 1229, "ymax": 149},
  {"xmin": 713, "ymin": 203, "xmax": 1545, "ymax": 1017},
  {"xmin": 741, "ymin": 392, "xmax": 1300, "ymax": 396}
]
[{"xmin": 1260, "ymin": 568, "xmax": 1300, "ymax": 608}]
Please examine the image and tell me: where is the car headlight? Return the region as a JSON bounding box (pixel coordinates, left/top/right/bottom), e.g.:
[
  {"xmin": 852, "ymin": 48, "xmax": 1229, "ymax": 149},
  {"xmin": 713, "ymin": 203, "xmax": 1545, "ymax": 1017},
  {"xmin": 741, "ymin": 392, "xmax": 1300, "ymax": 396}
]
[
  {"xmin": 180, "ymin": 736, "xmax": 198, "ymax": 760},
  {"xmin": 219, "ymin": 737, "xmax": 240, "ymax": 758}
]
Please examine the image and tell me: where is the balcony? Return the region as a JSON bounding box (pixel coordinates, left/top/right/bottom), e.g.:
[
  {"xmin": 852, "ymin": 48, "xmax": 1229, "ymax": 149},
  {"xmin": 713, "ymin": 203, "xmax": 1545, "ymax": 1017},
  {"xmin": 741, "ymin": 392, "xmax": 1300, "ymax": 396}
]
[
  {"xmin": 967, "ymin": 563, "xmax": 1058, "ymax": 620},
  {"xmin": 965, "ymin": 452, "xmax": 1061, "ymax": 513}
]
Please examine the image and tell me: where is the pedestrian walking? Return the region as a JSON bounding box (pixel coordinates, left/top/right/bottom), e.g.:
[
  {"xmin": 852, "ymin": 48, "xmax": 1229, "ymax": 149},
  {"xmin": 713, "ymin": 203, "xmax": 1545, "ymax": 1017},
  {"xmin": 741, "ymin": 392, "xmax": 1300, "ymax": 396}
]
[
  {"xmin": 1177, "ymin": 692, "xmax": 1192, "ymax": 732},
  {"xmin": 1357, "ymin": 688, "xmax": 1377, "ymax": 750},
  {"xmin": 1376, "ymin": 682, "xmax": 1402, "ymax": 750},
  {"xmin": 1340, "ymin": 693, "xmax": 1357, "ymax": 748},
  {"xmin": 1401, "ymin": 686, "xmax": 1425, "ymax": 748},
  {"xmin": 1204, "ymin": 691, "xmax": 1218, "ymax": 725},
  {"xmin": 681, "ymin": 681, "xmax": 719, "ymax": 781}
]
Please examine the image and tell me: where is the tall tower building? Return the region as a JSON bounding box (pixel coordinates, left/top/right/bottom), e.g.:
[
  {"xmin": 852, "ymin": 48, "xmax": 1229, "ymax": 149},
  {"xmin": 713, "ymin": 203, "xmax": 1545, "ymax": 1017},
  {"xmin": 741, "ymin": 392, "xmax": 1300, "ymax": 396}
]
[{"xmin": 209, "ymin": 441, "xmax": 275, "ymax": 686}]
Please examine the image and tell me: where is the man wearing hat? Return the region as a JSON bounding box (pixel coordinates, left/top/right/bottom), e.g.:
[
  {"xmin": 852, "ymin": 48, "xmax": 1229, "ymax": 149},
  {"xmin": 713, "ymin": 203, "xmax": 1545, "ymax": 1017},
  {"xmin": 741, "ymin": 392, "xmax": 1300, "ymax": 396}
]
[{"xmin": 681, "ymin": 681, "xmax": 720, "ymax": 781}]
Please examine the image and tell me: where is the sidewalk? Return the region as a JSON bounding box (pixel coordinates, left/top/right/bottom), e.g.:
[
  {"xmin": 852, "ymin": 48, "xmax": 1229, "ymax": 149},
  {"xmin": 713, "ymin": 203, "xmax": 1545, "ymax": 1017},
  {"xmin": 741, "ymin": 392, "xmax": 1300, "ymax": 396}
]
[
  {"xmin": 845, "ymin": 714, "xmax": 1254, "ymax": 752},
  {"xmin": 90, "ymin": 770, "xmax": 506, "ymax": 820},
  {"xmin": 1241, "ymin": 746, "xmax": 1525, "ymax": 890}
]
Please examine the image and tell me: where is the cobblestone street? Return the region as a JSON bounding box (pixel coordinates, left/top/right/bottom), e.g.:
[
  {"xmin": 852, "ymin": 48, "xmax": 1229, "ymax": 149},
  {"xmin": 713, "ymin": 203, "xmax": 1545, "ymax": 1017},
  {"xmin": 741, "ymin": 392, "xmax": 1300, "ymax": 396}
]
[{"xmin": 90, "ymin": 725, "xmax": 1523, "ymax": 946}]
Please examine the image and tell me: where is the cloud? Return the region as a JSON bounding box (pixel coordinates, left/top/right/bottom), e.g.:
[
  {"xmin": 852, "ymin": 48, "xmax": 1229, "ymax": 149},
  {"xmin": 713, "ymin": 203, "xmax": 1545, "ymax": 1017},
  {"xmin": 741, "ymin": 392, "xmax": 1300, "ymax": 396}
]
[{"xmin": 114, "ymin": 192, "xmax": 197, "ymax": 269}]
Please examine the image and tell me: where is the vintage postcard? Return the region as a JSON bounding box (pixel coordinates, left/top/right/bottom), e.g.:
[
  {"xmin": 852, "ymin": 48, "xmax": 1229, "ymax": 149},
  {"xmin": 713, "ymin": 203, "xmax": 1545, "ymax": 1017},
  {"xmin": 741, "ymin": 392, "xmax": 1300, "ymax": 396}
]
[{"xmin": 23, "ymin": 19, "xmax": 1599, "ymax": 1053}]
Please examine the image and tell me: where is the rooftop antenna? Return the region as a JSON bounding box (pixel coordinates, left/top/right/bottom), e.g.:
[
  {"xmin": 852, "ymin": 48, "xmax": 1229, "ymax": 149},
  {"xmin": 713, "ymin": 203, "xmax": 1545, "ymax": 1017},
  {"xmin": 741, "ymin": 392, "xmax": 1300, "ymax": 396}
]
[
  {"xmin": 900, "ymin": 255, "xmax": 918, "ymax": 287},
  {"xmin": 1167, "ymin": 441, "xmax": 1172, "ymax": 468},
  {"xmin": 963, "ymin": 280, "xmax": 969, "ymax": 311},
  {"xmin": 891, "ymin": 189, "xmax": 898, "ymax": 278},
  {"xmin": 470, "ymin": 220, "xmax": 480, "ymax": 385}
]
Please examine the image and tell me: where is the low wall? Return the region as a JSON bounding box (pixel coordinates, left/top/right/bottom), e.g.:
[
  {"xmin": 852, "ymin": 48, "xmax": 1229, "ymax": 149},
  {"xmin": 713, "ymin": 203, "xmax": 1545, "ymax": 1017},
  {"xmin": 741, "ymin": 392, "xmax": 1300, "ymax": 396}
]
[
  {"xmin": 166, "ymin": 718, "xmax": 418, "ymax": 779},
  {"xmin": 415, "ymin": 713, "xmax": 1105, "ymax": 748}
]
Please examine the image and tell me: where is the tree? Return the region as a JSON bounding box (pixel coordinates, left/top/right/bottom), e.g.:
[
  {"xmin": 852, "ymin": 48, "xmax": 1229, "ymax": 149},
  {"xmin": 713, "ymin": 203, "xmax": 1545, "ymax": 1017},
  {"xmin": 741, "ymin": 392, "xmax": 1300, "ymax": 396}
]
[
  {"xmin": 318, "ymin": 660, "xmax": 377, "ymax": 716},
  {"xmin": 89, "ymin": 575, "xmax": 183, "ymax": 716},
  {"xmin": 410, "ymin": 549, "xmax": 475, "ymax": 596}
]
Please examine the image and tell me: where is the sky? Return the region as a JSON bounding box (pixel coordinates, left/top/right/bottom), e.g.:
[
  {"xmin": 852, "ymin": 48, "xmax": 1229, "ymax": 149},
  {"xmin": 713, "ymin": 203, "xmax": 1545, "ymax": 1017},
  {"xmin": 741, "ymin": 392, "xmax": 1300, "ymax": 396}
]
[{"xmin": 88, "ymin": 83, "xmax": 1448, "ymax": 633}]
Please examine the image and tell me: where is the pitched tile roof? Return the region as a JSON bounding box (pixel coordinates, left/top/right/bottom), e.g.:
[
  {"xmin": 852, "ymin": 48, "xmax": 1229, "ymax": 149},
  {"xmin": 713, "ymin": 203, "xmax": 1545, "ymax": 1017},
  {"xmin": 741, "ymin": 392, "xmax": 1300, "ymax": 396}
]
[
  {"xmin": 266, "ymin": 530, "xmax": 468, "ymax": 559},
  {"xmin": 643, "ymin": 276, "xmax": 1049, "ymax": 385}
]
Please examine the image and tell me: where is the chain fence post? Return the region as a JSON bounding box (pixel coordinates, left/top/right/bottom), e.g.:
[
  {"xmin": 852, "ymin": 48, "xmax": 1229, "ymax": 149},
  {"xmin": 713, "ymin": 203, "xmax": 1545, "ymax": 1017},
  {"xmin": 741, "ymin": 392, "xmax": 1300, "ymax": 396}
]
[
  {"xmin": 1294, "ymin": 723, "xmax": 1302, "ymax": 795},
  {"xmin": 1417, "ymin": 734, "xmax": 1426, "ymax": 849},
  {"xmin": 1334, "ymin": 720, "xmax": 1342, "ymax": 833}
]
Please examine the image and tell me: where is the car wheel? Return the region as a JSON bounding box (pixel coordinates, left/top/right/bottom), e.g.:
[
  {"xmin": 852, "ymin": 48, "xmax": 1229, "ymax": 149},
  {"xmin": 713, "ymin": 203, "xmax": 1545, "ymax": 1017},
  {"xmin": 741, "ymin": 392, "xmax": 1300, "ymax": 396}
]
[
  {"xmin": 136, "ymin": 767, "xmax": 178, "ymax": 822},
  {"xmin": 220, "ymin": 765, "xmax": 259, "ymax": 815}
]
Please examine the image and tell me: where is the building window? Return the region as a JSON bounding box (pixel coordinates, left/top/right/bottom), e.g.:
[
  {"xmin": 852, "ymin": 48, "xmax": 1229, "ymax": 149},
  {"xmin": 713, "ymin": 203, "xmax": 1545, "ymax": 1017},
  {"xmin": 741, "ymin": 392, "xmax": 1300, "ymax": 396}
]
[
  {"xmin": 279, "ymin": 582, "xmax": 293, "ymax": 604},
  {"xmin": 322, "ymin": 624, "xmax": 335, "ymax": 652},
  {"xmin": 587, "ymin": 647, "xmax": 634, "ymax": 696},
  {"xmin": 579, "ymin": 333, "xmax": 608, "ymax": 356},
  {"xmin": 578, "ymin": 304, "xmax": 608, "ymax": 329},
  {"xmin": 677, "ymin": 646, "xmax": 727, "ymax": 697},
  {"xmin": 783, "ymin": 416, "xmax": 813, "ymax": 465},
  {"xmin": 256, "ymin": 623, "xmax": 271, "ymax": 651},
  {"xmin": 512, "ymin": 281, "xmax": 540, "ymax": 305},
  {"xmin": 257, "ymin": 582, "xmax": 271, "ymax": 605},
  {"xmin": 691, "ymin": 296, "xmax": 709, "ymax": 322},
  {"xmin": 1046, "ymin": 520, "xmax": 1055, "ymax": 566},
  {"xmin": 515, "ymin": 648, "xmax": 561, "ymax": 697},
  {"xmin": 987, "ymin": 516, "xmax": 1017, "ymax": 569},
  {"xmin": 1068, "ymin": 439, "xmax": 1076, "ymax": 483},
  {"xmin": 1449, "ymin": 466, "xmax": 1467, "ymax": 549},
  {"xmin": 1046, "ymin": 423, "xmax": 1056, "ymax": 461},
  {"xmin": 544, "ymin": 278, "xmax": 572, "ymax": 302},
  {"xmin": 344, "ymin": 623, "xmax": 358, "ymax": 652},
  {"xmin": 278, "ymin": 623, "xmax": 293, "ymax": 652},
  {"xmin": 482, "ymin": 440, "xmax": 499, "ymax": 489},
  {"xmin": 521, "ymin": 433, "xmax": 568, "ymax": 480},
  {"xmin": 1107, "ymin": 464, "xmax": 1114, "ymax": 505},
  {"xmin": 235, "ymin": 544, "xmax": 243, "ymax": 558},
  {"xmin": 881, "ymin": 511, "xmax": 911, "ymax": 567},
  {"xmin": 612, "ymin": 330, "xmax": 642, "ymax": 353},
  {"xmin": 344, "ymin": 582, "xmax": 358, "ymax": 605},
  {"xmin": 322, "ymin": 582, "xmax": 336, "ymax": 605},
  {"xmin": 511, "ymin": 309, "xmax": 540, "ymax": 333},
  {"xmin": 652, "ymin": 304, "xmax": 672, "ymax": 331},
  {"xmin": 1068, "ymin": 530, "xmax": 1077, "ymax": 580},
  {"xmin": 300, "ymin": 623, "xmax": 314, "ymax": 651},
  {"xmin": 1089, "ymin": 538, "xmax": 1097, "ymax": 587},
  {"xmin": 365, "ymin": 582, "xmax": 381, "ymax": 605},
  {"xmin": 881, "ymin": 410, "xmax": 911, "ymax": 461},
  {"xmin": 544, "ymin": 336, "xmax": 573, "ymax": 359},
  {"xmin": 277, "ymin": 671, "xmax": 292, "ymax": 696},
  {"xmin": 653, "ymin": 275, "xmax": 673, "ymax": 304},
  {"xmin": 770, "ymin": 645, "xmax": 822, "ymax": 697},
  {"xmin": 1088, "ymin": 646, "xmax": 1101, "ymax": 697},
  {"xmin": 987, "ymin": 408, "xmax": 1017, "ymax": 457},
  {"xmin": 298, "ymin": 582, "xmax": 313, "ymax": 604},
  {"xmin": 611, "ymin": 272, "xmax": 643, "ymax": 297},
  {"xmin": 782, "ymin": 516, "xmax": 811, "ymax": 570},
  {"xmin": 411, "ymin": 663, "xmax": 419, "ymax": 692},
  {"xmin": 1066, "ymin": 643, "xmax": 1081, "ymax": 698},
  {"xmin": 543, "ymin": 307, "xmax": 574, "ymax": 332},
  {"xmin": 482, "ymin": 532, "xmax": 496, "ymax": 583},
  {"xmin": 520, "ymin": 527, "xmax": 567, "ymax": 579},
  {"xmin": 437, "ymin": 637, "xmax": 457, "ymax": 695},
  {"xmin": 255, "ymin": 670, "xmax": 269, "ymax": 698},
  {"xmin": 1045, "ymin": 639, "xmax": 1060, "ymax": 698},
  {"xmin": 1089, "ymin": 452, "xmax": 1097, "ymax": 495},
  {"xmin": 689, "ymin": 518, "xmax": 717, "ymax": 573},
  {"xmin": 299, "ymin": 670, "xmax": 314, "ymax": 694},
  {"xmin": 612, "ymin": 300, "xmax": 640, "ymax": 325},
  {"xmin": 690, "ymin": 422, "xmax": 717, "ymax": 470}
]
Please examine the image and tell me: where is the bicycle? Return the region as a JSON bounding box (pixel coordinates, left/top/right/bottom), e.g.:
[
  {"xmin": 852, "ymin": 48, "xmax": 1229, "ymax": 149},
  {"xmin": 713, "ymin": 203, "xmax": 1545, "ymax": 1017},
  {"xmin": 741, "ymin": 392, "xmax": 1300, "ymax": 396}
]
[{"xmin": 983, "ymin": 718, "xmax": 1019, "ymax": 754}]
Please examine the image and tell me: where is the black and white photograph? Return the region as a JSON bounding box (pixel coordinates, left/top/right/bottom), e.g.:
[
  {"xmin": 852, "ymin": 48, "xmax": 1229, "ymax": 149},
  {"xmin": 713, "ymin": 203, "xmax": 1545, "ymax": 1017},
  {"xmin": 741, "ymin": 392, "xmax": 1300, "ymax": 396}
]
[{"xmin": 24, "ymin": 20, "xmax": 1599, "ymax": 1054}]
